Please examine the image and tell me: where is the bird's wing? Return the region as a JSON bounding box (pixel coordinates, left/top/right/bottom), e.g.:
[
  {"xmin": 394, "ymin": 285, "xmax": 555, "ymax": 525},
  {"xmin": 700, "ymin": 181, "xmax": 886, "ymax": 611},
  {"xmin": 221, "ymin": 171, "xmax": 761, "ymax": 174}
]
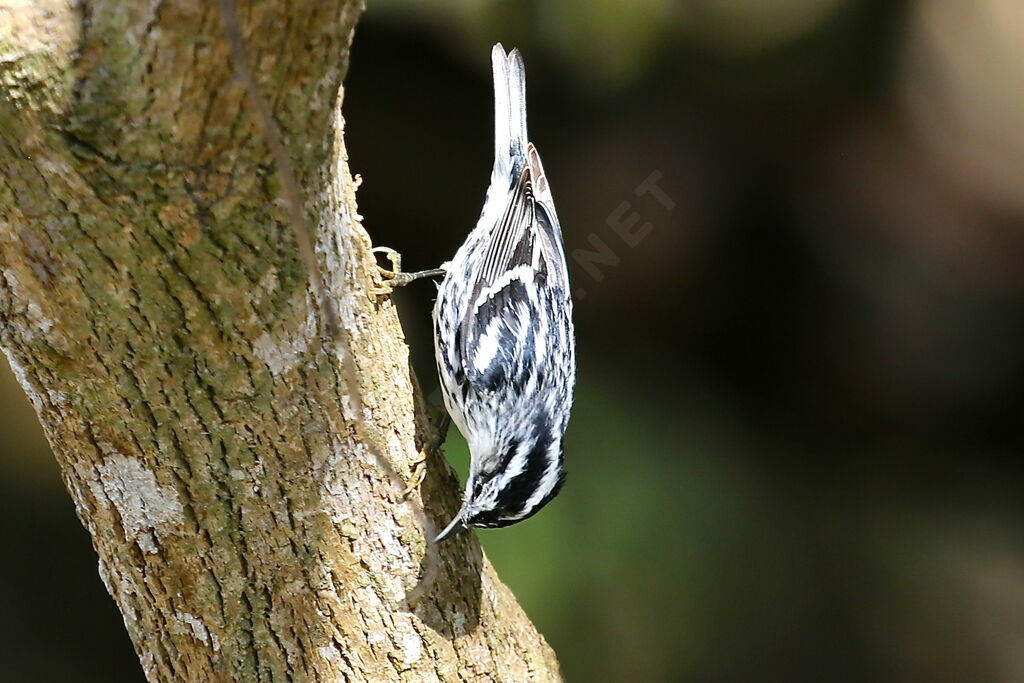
[{"xmin": 458, "ymin": 164, "xmax": 568, "ymax": 394}]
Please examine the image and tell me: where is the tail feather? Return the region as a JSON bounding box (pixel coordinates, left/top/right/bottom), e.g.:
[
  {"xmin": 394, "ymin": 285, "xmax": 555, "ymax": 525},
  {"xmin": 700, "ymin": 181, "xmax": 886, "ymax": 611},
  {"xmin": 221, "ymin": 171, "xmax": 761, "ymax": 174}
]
[{"xmin": 491, "ymin": 43, "xmax": 528, "ymax": 170}]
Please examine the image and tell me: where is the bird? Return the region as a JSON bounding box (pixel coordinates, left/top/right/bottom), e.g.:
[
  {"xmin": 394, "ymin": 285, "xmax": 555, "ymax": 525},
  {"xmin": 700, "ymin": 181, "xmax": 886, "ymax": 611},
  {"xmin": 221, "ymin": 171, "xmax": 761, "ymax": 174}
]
[{"xmin": 375, "ymin": 43, "xmax": 575, "ymax": 543}]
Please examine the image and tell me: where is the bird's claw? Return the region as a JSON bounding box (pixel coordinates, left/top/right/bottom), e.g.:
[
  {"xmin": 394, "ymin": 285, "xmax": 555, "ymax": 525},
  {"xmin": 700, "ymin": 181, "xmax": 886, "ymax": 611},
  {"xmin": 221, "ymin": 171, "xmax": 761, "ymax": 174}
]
[
  {"xmin": 373, "ymin": 246, "xmax": 403, "ymax": 275},
  {"xmin": 370, "ymin": 246, "xmax": 447, "ymax": 296},
  {"xmin": 401, "ymin": 411, "xmax": 451, "ymax": 499},
  {"xmin": 401, "ymin": 450, "xmax": 429, "ymax": 498},
  {"xmin": 371, "ymin": 246, "xmax": 404, "ymax": 296}
]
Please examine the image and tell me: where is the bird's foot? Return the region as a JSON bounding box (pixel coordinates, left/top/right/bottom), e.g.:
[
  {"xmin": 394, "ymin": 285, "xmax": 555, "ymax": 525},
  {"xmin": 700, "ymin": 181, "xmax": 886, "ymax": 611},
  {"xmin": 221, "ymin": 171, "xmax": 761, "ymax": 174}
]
[
  {"xmin": 371, "ymin": 246, "xmax": 446, "ymax": 296},
  {"xmin": 401, "ymin": 411, "xmax": 451, "ymax": 498}
]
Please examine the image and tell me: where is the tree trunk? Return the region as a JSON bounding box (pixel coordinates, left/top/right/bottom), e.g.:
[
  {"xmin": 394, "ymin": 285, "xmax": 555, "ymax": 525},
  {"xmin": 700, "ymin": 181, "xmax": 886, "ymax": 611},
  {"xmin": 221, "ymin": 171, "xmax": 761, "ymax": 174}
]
[{"xmin": 0, "ymin": 1, "xmax": 562, "ymax": 680}]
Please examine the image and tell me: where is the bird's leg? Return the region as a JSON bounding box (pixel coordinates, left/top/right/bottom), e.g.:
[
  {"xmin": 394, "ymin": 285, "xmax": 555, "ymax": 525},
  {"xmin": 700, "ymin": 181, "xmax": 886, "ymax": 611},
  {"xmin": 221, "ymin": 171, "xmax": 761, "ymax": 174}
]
[
  {"xmin": 371, "ymin": 246, "xmax": 446, "ymax": 296},
  {"xmin": 402, "ymin": 411, "xmax": 451, "ymax": 498}
]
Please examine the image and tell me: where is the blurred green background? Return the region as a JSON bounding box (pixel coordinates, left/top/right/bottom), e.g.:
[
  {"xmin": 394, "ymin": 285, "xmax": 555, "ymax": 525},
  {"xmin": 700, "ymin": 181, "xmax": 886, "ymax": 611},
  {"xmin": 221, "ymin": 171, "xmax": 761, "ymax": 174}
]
[{"xmin": 3, "ymin": 0, "xmax": 1023, "ymax": 680}]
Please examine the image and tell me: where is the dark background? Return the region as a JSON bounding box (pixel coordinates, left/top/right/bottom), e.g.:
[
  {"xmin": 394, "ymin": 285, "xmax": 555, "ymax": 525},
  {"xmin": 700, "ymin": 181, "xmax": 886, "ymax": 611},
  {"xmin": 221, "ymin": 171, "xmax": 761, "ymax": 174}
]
[{"xmin": 3, "ymin": 1, "xmax": 1023, "ymax": 680}]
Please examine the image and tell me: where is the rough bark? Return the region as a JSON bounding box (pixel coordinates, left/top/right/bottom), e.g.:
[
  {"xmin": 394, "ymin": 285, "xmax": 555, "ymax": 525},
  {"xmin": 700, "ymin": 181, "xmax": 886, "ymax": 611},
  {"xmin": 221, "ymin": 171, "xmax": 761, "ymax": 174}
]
[{"xmin": 0, "ymin": 1, "xmax": 562, "ymax": 680}]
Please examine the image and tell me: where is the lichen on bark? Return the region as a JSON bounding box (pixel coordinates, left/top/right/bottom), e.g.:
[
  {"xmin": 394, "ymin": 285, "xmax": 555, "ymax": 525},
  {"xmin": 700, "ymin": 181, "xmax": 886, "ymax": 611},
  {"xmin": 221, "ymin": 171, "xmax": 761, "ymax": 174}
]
[{"xmin": 0, "ymin": 0, "xmax": 562, "ymax": 679}]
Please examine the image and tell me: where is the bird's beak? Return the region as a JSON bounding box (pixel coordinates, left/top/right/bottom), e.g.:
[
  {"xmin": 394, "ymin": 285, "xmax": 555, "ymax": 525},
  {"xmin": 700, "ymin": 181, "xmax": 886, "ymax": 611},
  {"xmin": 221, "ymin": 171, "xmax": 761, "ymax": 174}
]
[{"xmin": 433, "ymin": 513, "xmax": 466, "ymax": 543}]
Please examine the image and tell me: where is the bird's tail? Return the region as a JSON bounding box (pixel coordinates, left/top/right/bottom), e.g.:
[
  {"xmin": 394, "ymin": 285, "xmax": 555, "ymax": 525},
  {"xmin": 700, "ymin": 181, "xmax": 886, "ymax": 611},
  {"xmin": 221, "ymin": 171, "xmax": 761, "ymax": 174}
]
[{"xmin": 491, "ymin": 43, "xmax": 528, "ymax": 171}]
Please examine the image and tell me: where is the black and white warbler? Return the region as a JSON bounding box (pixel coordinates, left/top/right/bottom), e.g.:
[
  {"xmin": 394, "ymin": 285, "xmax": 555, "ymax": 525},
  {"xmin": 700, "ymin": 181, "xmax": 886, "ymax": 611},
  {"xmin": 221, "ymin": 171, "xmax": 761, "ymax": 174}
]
[{"xmin": 377, "ymin": 44, "xmax": 575, "ymax": 543}]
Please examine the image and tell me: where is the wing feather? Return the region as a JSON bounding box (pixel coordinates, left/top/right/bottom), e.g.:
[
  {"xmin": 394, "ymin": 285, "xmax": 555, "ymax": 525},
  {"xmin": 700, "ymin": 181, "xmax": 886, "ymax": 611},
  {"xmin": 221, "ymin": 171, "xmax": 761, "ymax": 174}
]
[
  {"xmin": 458, "ymin": 155, "xmax": 569, "ymax": 394},
  {"xmin": 476, "ymin": 167, "xmax": 534, "ymax": 289}
]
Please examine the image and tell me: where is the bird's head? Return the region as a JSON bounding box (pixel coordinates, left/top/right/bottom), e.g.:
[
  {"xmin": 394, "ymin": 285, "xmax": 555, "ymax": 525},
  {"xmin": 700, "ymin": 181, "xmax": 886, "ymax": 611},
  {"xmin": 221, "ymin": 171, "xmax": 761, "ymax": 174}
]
[{"xmin": 434, "ymin": 436, "xmax": 565, "ymax": 542}]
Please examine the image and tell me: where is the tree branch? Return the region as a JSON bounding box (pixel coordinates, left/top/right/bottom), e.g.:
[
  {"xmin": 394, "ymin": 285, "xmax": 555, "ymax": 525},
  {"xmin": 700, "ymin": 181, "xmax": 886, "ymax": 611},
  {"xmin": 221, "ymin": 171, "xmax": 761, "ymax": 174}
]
[{"xmin": 0, "ymin": 0, "xmax": 562, "ymax": 679}]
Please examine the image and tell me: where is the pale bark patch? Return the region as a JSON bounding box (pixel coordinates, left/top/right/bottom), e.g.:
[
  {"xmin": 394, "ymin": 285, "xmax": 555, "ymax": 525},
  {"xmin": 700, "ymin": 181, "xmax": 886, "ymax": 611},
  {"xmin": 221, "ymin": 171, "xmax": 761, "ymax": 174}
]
[
  {"xmin": 254, "ymin": 297, "xmax": 317, "ymax": 376},
  {"xmin": 170, "ymin": 612, "xmax": 219, "ymax": 651},
  {"xmin": 396, "ymin": 621, "xmax": 424, "ymax": 665},
  {"xmin": 90, "ymin": 454, "xmax": 185, "ymax": 554},
  {"xmin": 1, "ymin": 267, "xmax": 62, "ymax": 348},
  {"xmin": 252, "ymin": 263, "xmax": 318, "ymax": 376},
  {"xmin": 0, "ymin": 343, "xmax": 41, "ymax": 410}
]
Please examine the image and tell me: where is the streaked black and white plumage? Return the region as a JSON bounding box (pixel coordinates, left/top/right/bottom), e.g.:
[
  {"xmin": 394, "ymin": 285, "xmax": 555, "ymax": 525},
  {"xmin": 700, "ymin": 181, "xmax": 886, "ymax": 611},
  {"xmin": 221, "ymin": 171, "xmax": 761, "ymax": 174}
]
[{"xmin": 432, "ymin": 44, "xmax": 576, "ymax": 542}]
